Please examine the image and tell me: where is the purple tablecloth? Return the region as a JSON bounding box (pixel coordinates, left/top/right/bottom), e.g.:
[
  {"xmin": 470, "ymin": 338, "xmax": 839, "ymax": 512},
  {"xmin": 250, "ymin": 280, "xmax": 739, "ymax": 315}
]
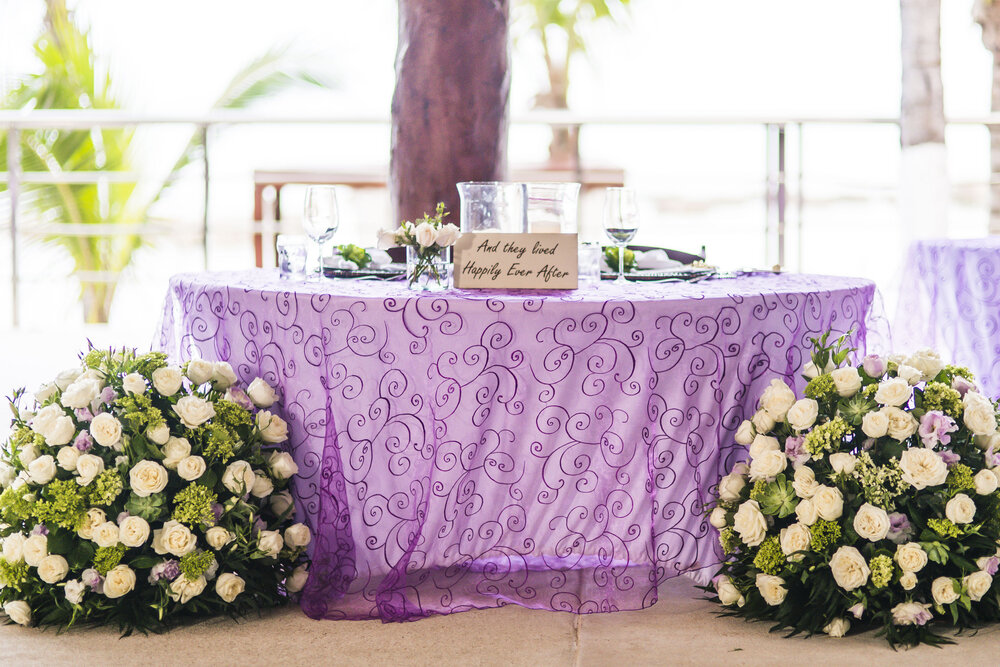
[
  {"xmin": 157, "ymin": 269, "xmax": 876, "ymax": 621},
  {"xmin": 896, "ymin": 238, "xmax": 1000, "ymax": 398}
]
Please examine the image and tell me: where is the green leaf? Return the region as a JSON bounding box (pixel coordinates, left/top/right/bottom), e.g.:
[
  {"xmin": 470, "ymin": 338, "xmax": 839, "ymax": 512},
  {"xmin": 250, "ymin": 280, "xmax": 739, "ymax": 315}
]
[
  {"xmin": 128, "ymin": 555, "xmax": 159, "ymax": 570},
  {"xmin": 46, "ymin": 527, "xmax": 75, "ymax": 555},
  {"xmin": 125, "ymin": 492, "xmax": 167, "ymax": 522}
]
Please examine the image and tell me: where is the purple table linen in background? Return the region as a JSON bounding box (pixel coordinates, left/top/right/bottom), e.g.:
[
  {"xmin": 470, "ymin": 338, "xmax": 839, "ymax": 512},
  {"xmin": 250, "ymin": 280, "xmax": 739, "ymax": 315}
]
[
  {"xmin": 896, "ymin": 238, "xmax": 1000, "ymax": 398},
  {"xmin": 157, "ymin": 270, "xmax": 876, "ymax": 621}
]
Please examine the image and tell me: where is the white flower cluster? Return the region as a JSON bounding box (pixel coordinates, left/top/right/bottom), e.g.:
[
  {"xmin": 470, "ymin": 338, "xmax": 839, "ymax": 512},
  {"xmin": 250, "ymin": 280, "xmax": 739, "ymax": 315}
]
[{"xmin": 376, "ymin": 219, "xmax": 461, "ymax": 252}]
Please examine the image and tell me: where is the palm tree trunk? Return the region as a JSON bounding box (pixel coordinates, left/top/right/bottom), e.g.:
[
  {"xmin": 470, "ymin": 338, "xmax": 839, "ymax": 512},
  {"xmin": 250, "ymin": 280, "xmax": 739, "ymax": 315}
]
[
  {"xmin": 974, "ymin": 0, "xmax": 1000, "ymax": 233},
  {"xmin": 391, "ymin": 0, "xmax": 510, "ymax": 227}
]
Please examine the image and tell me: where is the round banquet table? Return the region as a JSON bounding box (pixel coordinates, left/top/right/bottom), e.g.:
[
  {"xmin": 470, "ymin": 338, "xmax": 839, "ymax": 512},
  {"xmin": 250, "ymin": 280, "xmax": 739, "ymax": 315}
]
[
  {"xmin": 896, "ymin": 238, "xmax": 1000, "ymax": 398},
  {"xmin": 157, "ymin": 269, "xmax": 876, "ymax": 622}
]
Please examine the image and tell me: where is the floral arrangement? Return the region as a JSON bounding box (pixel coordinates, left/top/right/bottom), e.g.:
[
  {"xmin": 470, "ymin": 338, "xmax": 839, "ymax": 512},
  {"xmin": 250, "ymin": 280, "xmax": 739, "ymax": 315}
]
[
  {"xmin": 377, "ymin": 202, "xmax": 460, "ymax": 289},
  {"xmin": 334, "ymin": 244, "xmax": 372, "ymax": 270},
  {"xmin": 0, "ymin": 348, "xmax": 310, "ymax": 633},
  {"xmin": 707, "ymin": 331, "xmax": 1000, "ymax": 647}
]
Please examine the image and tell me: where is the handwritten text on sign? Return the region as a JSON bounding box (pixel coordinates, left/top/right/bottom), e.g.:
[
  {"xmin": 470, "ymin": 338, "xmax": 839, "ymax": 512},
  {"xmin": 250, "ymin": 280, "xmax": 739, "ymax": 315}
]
[{"xmin": 452, "ymin": 232, "xmax": 578, "ymax": 289}]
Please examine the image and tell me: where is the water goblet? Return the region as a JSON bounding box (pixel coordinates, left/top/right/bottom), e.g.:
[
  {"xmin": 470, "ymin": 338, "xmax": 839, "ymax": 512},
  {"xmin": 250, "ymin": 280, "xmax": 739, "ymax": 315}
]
[
  {"xmin": 303, "ymin": 185, "xmax": 340, "ymax": 280},
  {"xmin": 602, "ymin": 187, "xmax": 640, "ymax": 284}
]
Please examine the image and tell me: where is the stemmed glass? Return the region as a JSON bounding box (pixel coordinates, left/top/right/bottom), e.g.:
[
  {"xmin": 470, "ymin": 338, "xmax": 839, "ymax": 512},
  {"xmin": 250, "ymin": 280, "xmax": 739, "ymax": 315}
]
[
  {"xmin": 602, "ymin": 187, "xmax": 640, "ymax": 284},
  {"xmin": 302, "ymin": 185, "xmax": 339, "ymax": 281}
]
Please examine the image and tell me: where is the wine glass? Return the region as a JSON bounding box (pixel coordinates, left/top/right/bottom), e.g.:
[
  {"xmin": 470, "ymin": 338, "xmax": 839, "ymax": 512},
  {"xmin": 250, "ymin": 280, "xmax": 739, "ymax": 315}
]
[
  {"xmin": 302, "ymin": 186, "xmax": 339, "ymax": 280},
  {"xmin": 602, "ymin": 187, "xmax": 640, "ymax": 284}
]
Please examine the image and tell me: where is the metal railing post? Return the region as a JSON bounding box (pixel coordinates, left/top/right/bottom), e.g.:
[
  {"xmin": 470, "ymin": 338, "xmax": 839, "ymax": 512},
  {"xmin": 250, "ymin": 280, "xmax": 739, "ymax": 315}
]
[{"xmin": 7, "ymin": 125, "xmax": 20, "ymax": 327}]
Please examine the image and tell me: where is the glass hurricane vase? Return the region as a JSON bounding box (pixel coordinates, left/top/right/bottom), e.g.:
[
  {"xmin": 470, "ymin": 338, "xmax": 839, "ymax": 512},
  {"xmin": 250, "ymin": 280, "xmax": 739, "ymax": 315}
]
[{"xmin": 406, "ymin": 246, "xmax": 451, "ymax": 291}]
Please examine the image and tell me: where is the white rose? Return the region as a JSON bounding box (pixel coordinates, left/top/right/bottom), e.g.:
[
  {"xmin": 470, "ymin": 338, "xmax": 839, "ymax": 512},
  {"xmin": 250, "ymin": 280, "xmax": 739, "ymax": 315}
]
[
  {"xmin": 22, "ymin": 534, "xmax": 48, "ymax": 567},
  {"xmin": 250, "ymin": 471, "xmax": 274, "ymax": 498},
  {"xmin": 212, "ymin": 362, "xmax": 238, "ymax": 389},
  {"xmin": 37, "ymin": 554, "xmax": 69, "ymax": 584},
  {"xmin": 853, "ymin": 503, "xmax": 890, "ymax": 541},
  {"xmin": 176, "ymin": 455, "xmax": 206, "ymax": 482},
  {"xmin": 931, "ymin": 576, "xmax": 960, "ymax": 605},
  {"xmin": 830, "ymin": 546, "xmax": 870, "ymax": 591},
  {"xmin": 18, "ymin": 444, "xmax": 39, "ymax": 468},
  {"xmin": 76, "ymin": 508, "xmax": 106, "ymax": 540},
  {"xmin": 759, "ymin": 379, "xmax": 796, "ymax": 421},
  {"xmin": 222, "ymin": 460, "xmax": 256, "ymax": 495},
  {"xmin": 734, "ymin": 420, "xmax": 755, "ymax": 445},
  {"xmin": 779, "ymin": 522, "xmax": 812, "ymax": 562},
  {"xmin": 2, "ymin": 533, "xmax": 25, "ymax": 563},
  {"xmin": 874, "ymin": 378, "xmax": 912, "ymax": 407},
  {"xmin": 883, "ymin": 407, "xmax": 919, "ymax": 442},
  {"xmin": 899, "ymin": 571, "xmax": 918, "ymax": 590},
  {"xmin": 60, "ymin": 377, "xmax": 102, "ymax": 410},
  {"xmin": 122, "ymin": 372, "xmax": 146, "ymax": 395},
  {"xmin": 64, "ymin": 580, "xmax": 85, "ymax": 605},
  {"xmin": 376, "ymin": 228, "xmax": 398, "ymax": 251},
  {"xmin": 786, "ymin": 399, "xmax": 819, "ymax": 432},
  {"xmin": 169, "ymin": 575, "xmax": 207, "ymax": 604},
  {"xmin": 3, "ymin": 600, "xmax": 31, "ymax": 626},
  {"xmin": 118, "ymin": 516, "xmax": 150, "ymax": 548},
  {"xmin": 284, "ymin": 523, "xmax": 311, "ymax": 548},
  {"xmin": 186, "ymin": 359, "xmax": 215, "ymax": 386},
  {"xmin": 162, "ymin": 437, "xmax": 192, "ymax": 469},
  {"xmin": 215, "ymin": 572, "xmax": 246, "ymax": 603},
  {"xmin": 129, "ymin": 461, "xmax": 169, "ymax": 498},
  {"xmin": 34, "ymin": 382, "xmax": 58, "ymax": 403},
  {"xmin": 861, "ymin": 411, "xmax": 889, "ymax": 439},
  {"xmin": 92, "ymin": 521, "xmax": 120, "ymax": 548},
  {"xmin": 257, "ymin": 412, "xmax": 289, "ymax": 444},
  {"xmin": 54, "ymin": 367, "xmax": 83, "ymax": 390},
  {"xmin": 709, "ymin": 506, "xmax": 728, "ymax": 529},
  {"xmin": 906, "ymin": 348, "xmax": 945, "ymax": 381},
  {"xmin": 823, "ymin": 617, "xmax": 850, "ymax": 637},
  {"xmin": 146, "ymin": 422, "xmax": 170, "ymax": 446},
  {"xmin": 829, "ymin": 452, "xmax": 857, "ymax": 476},
  {"xmin": 751, "ymin": 409, "xmax": 776, "ymax": 434},
  {"xmin": 894, "ymin": 542, "xmax": 928, "ymax": 573},
  {"xmin": 755, "ymin": 573, "xmax": 788, "ymax": 606},
  {"xmin": 813, "ymin": 486, "xmax": 844, "ymax": 521},
  {"xmin": 792, "ymin": 466, "xmax": 821, "ymax": 499},
  {"xmin": 893, "ymin": 601, "xmax": 932, "ymax": 627},
  {"xmin": 749, "ymin": 449, "xmax": 787, "ymax": 481},
  {"xmin": 286, "ymin": 564, "xmax": 309, "ymax": 593},
  {"xmin": 205, "ymin": 526, "xmax": 235, "ymax": 550},
  {"xmin": 435, "ymin": 223, "xmax": 460, "ymax": 247},
  {"xmin": 270, "ymin": 491, "xmax": 295, "ymax": 518},
  {"xmin": 151, "ymin": 366, "xmax": 183, "ymax": 396},
  {"xmin": 173, "ymin": 396, "xmax": 216, "ymax": 429},
  {"xmin": 945, "ymin": 493, "xmax": 976, "ymax": 524},
  {"xmin": 47, "ymin": 415, "xmax": 76, "ymax": 447},
  {"xmin": 748, "ymin": 435, "xmax": 780, "ymax": 460},
  {"xmin": 414, "ymin": 221, "xmax": 438, "ymax": 248},
  {"xmin": 795, "ymin": 498, "xmax": 818, "ymax": 525},
  {"xmin": 831, "ymin": 367, "xmax": 863, "ymax": 397},
  {"xmin": 896, "ymin": 364, "xmax": 922, "ymax": 386},
  {"xmin": 732, "ymin": 499, "xmax": 767, "ymax": 547},
  {"xmin": 75, "ymin": 454, "xmax": 105, "ymax": 487},
  {"xmin": 247, "ymin": 377, "xmax": 278, "ymax": 408},
  {"xmin": 154, "ymin": 521, "xmax": 198, "ymax": 557},
  {"xmin": 268, "ymin": 451, "xmax": 299, "ymax": 479},
  {"xmin": 964, "ymin": 392, "xmax": 998, "ymax": 437},
  {"xmin": 89, "ymin": 413, "xmax": 123, "ymax": 448},
  {"xmin": 717, "ymin": 472, "xmax": 746, "ymax": 503},
  {"xmin": 257, "ymin": 530, "xmax": 284, "ymax": 557},
  {"xmin": 31, "ymin": 403, "xmax": 63, "ymax": 438},
  {"xmin": 715, "ymin": 576, "xmax": 744, "ymax": 607},
  {"xmin": 899, "ymin": 448, "xmax": 948, "ymax": 490},
  {"xmin": 964, "ymin": 571, "xmax": 993, "ymax": 602},
  {"xmin": 56, "ymin": 446, "xmax": 81, "ymax": 472},
  {"xmin": 975, "ymin": 468, "xmax": 999, "ymax": 495},
  {"xmin": 0, "ymin": 462, "xmax": 16, "ymax": 489},
  {"xmin": 27, "ymin": 455, "xmax": 57, "ymax": 485}
]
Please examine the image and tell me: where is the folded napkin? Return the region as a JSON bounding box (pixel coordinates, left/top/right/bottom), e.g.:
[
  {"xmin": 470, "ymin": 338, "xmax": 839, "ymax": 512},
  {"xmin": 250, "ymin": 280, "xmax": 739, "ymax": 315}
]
[
  {"xmin": 367, "ymin": 249, "xmax": 393, "ymax": 268},
  {"xmin": 635, "ymin": 249, "xmax": 682, "ymax": 270},
  {"xmin": 325, "ymin": 256, "xmax": 359, "ymax": 271}
]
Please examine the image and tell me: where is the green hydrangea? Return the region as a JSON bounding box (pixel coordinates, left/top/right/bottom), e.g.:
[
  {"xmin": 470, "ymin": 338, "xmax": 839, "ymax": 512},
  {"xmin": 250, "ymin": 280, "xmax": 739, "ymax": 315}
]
[
  {"xmin": 809, "ymin": 520, "xmax": 842, "ymax": 552},
  {"xmin": 720, "ymin": 527, "xmax": 740, "ymax": 555},
  {"xmin": 93, "ymin": 544, "xmax": 126, "ymax": 575},
  {"xmin": 179, "ymin": 550, "xmax": 216, "ymax": 581},
  {"xmin": 753, "ymin": 536, "xmax": 785, "ymax": 575},
  {"xmin": 852, "ymin": 452, "xmax": 908, "ymax": 510},
  {"xmin": 943, "ymin": 365, "xmax": 974, "ymax": 381},
  {"xmin": 870, "ymin": 554, "xmax": 893, "ymax": 589},
  {"xmin": 0, "ymin": 484, "xmax": 36, "ymax": 525},
  {"xmin": 82, "ymin": 348, "xmax": 107, "ymax": 370},
  {"xmin": 927, "ymin": 518, "xmax": 964, "ymax": 539},
  {"xmin": 88, "ymin": 470, "xmax": 125, "ymax": 507},
  {"xmin": 215, "ymin": 399, "xmax": 252, "ymax": 432},
  {"xmin": 947, "ymin": 464, "xmax": 975, "ymax": 494},
  {"xmin": 804, "ymin": 374, "xmax": 837, "ymax": 402},
  {"xmin": 117, "ymin": 392, "xmax": 165, "ymax": 432},
  {"xmin": 862, "ymin": 384, "xmax": 879, "ymax": 399},
  {"xmin": 172, "ymin": 484, "xmax": 218, "ymax": 528},
  {"xmin": 749, "ymin": 479, "xmax": 769, "ymax": 504},
  {"xmin": 0, "ymin": 559, "xmax": 30, "ymax": 589},
  {"xmin": 804, "ymin": 417, "xmax": 852, "ymax": 457},
  {"xmin": 33, "ymin": 479, "xmax": 88, "ymax": 531},
  {"xmin": 131, "ymin": 351, "xmax": 168, "ymax": 378},
  {"xmin": 922, "ymin": 382, "xmax": 963, "ymax": 419},
  {"xmin": 203, "ymin": 424, "xmax": 238, "ymax": 463}
]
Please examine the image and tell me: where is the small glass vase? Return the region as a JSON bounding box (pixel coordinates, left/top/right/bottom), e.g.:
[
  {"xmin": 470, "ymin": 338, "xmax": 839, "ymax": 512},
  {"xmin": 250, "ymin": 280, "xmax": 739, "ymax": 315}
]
[{"xmin": 406, "ymin": 246, "xmax": 451, "ymax": 292}]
